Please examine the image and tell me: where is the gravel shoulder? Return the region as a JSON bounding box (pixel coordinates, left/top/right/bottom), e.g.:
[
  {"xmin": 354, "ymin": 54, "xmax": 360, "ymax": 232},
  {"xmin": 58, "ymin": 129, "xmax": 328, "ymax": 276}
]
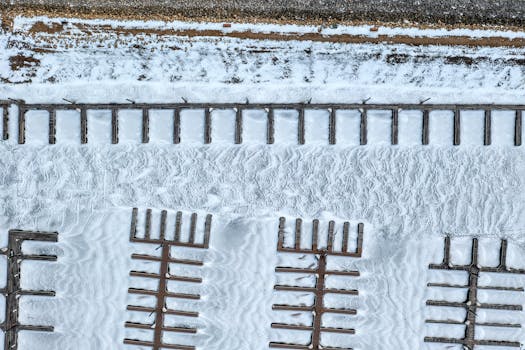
[{"xmin": 1, "ymin": 0, "xmax": 525, "ymax": 27}]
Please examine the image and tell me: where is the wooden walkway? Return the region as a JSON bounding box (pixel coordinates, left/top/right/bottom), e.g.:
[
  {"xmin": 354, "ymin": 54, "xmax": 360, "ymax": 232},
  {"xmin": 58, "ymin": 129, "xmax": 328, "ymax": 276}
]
[
  {"xmin": 0, "ymin": 230, "xmax": 58, "ymax": 350},
  {"xmin": 125, "ymin": 208, "xmax": 212, "ymax": 350},
  {"xmin": 426, "ymin": 237, "xmax": 525, "ymax": 349},
  {"xmin": 2, "ymin": 100, "xmax": 523, "ymax": 146},
  {"xmin": 270, "ymin": 217, "xmax": 364, "ymax": 350}
]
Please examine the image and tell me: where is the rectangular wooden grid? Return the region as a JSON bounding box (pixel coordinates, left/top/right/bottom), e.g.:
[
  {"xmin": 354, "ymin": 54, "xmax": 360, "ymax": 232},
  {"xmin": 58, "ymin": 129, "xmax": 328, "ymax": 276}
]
[
  {"xmin": 425, "ymin": 236, "xmax": 525, "ymax": 349},
  {"xmin": 270, "ymin": 217, "xmax": 364, "ymax": 350},
  {"xmin": 2, "ymin": 100, "xmax": 523, "ymax": 146},
  {"xmin": 125, "ymin": 208, "xmax": 212, "ymax": 350},
  {"xmin": 0, "ymin": 230, "xmax": 58, "ymax": 350}
]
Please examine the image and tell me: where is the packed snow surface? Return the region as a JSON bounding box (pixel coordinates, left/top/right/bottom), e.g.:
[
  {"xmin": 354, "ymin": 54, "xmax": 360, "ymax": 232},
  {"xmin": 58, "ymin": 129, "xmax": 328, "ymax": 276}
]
[{"xmin": 0, "ymin": 144, "xmax": 523, "ymax": 350}]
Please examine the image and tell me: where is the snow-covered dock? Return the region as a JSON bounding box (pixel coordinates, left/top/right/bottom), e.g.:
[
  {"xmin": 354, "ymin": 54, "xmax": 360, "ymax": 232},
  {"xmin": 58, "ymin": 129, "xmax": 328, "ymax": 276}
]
[{"xmin": 0, "ymin": 15, "xmax": 524, "ymax": 350}]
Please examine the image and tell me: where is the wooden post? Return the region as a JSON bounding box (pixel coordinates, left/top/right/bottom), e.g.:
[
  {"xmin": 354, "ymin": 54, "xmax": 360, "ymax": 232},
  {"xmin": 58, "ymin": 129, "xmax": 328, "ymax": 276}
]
[
  {"xmin": 360, "ymin": 109, "xmax": 367, "ymax": 145},
  {"xmin": 173, "ymin": 109, "xmax": 181, "ymax": 144},
  {"xmin": 267, "ymin": 108, "xmax": 275, "ymax": 144},
  {"xmin": 342, "ymin": 222, "xmax": 349, "ymax": 253},
  {"xmin": 2, "ymin": 104, "xmax": 8, "ymax": 140},
  {"xmin": 453, "ymin": 109, "xmax": 460, "ymax": 146},
  {"xmin": 111, "ymin": 109, "xmax": 119, "ymax": 144},
  {"xmin": 80, "ymin": 108, "xmax": 88, "ymax": 144},
  {"xmin": 203, "ymin": 214, "xmax": 212, "ymax": 249},
  {"xmin": 312, "ymin": 219, "xmax": 319, "ymax": 251},
  {"xmin": 327, "ymin": 221, "xmax": 335, "ymax": 252},
  {"xmin": 189, "ymin": 213, "xmax": 197, "ymax": 244},
  {"xmin": 391, "ymin": 109, "xmax": 399, "ymax": 145},
  {"xmin": 18, "ymin": 106, "xmax": 25, "ymax": 144},
  {"xmin": 294, "ymin": 218, "xmax": 302, "ymax": 250},
  {"xmin": 329, "ymin": 109, "xmax": 336, "ymax": 145},
  {"xmin": 204, "ymin": 108, "xmax": 211, "ymax": 144},
  {"xmin": 142, "ymin": 108, "xmax": 149, "ymax": 143},
  {"xmin": 422, "ymin": 110, "xmax": 429, "ymax": 145},
  {"xmin": 515, "ymin": 110, "xmax": 522, "ymax": 146},
  {"xmin": 144, "ymin": 208, "xmax": 152, "ymax": 240},
  {"xmin": 484, "ymin": 110, "xmax": 491, "ymax": 146},
  {"xmin": 48, "ymin": 109, "xmax": 56, "ymax": 144},
  {"xmin": 298, "ymin": 108, "xmax": 305, "ymax": 145},
  {"xmin": 174, "ymin": 211, "xmax": 182, "ymax": 241},
  {"xmin": 235, "ymin": 108, "xmax": 243, "ymax": 144}
]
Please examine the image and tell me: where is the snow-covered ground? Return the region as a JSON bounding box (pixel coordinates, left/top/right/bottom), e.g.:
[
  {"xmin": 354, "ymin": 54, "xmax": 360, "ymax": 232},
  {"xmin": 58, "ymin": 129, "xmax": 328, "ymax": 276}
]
[
  {"xmin": 0, "ymin": 16, "xmax": 524, "ymax": 350},
  {"xmin": 1, "ymin": 144, "xmax": 524, "ymax": 350},
  {"xmin": 1, "ymin": 17, "xmax": 525, "ymax": 103}
]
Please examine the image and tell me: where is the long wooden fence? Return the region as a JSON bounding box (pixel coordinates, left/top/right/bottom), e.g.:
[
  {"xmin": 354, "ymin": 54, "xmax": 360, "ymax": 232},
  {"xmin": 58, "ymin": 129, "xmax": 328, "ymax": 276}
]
[{"xmin": 1, "ymin": 100, "xmax": 523, "ymax": 145}]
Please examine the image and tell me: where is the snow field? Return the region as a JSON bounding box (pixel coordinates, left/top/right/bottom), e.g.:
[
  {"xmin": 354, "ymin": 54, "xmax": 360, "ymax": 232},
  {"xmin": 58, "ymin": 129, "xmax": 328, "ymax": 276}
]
[
  {"xmin": 0, "ymin": 140, "xmax": 522, "ymax": 349},
  {"xmin": 4, "ymin": 18, "xmax": 525, "ymax": 105}
]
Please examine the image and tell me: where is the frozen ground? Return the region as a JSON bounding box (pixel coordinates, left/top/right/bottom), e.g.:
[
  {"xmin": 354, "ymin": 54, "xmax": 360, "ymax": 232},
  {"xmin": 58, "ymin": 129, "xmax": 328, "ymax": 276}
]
[
  {"xmin": 0, "ymin": 145, "xmax": 524, "ymax": 350},
  {"xmin": 1, "ymin": 17, "xmax": 525, "ymax": 103},
  {"xmin": 0, "ymin": 16, "xmax": 524, "ymax": 350}
]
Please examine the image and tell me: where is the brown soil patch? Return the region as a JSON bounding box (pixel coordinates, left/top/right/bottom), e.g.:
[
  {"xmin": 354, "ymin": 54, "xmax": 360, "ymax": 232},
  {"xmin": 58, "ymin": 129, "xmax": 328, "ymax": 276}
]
[
  {"xmin": 9, "ymin": 54, "xmax": 40, "ymax": 71},
  {"xmin": 21, "ymin": 20, "xmax": 525, "ymax": 49},
  {"xmin": 29, "ymin": 20, "xmax": 65, "ymax": 34}
]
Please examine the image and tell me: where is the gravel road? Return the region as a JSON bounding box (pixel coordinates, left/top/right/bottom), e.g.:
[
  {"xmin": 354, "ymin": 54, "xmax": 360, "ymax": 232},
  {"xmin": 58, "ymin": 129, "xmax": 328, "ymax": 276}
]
[{"xmin": 2, "ymin": 0, "xmax": 525, "ymax": 26}]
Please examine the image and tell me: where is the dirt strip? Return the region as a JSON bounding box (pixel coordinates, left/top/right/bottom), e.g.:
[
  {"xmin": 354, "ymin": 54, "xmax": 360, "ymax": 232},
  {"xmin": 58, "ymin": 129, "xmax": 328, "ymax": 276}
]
[{"xmin": 8, "ymin": 19, "xmax": 525, "ymax": 49}]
